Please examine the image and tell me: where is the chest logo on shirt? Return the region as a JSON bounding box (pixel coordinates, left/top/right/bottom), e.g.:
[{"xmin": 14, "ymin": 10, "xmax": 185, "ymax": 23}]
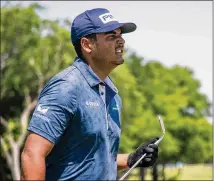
[
  {"xmin": 85, "ymin": 101, "xmax": 100, "ymax": 107},
  {"xmin": 113, "ymin": 104, "xmax": 120, "ymax": 111}
]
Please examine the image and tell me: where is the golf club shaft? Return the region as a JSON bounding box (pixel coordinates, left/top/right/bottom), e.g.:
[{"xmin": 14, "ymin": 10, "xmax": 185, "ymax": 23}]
[
  {"xmin": 119, "ymin": 153, "xmax": 147, "ymax": 180},
  {"xmin": 119, "ymin": 116, "xmax": 165, "ymax": 180},
  {"xmin": 119, "ymin": 138, "xmax": 163, "ymax": 180}
]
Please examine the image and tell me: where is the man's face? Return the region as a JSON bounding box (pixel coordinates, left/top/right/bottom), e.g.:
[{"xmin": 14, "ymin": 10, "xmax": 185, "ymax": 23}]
[{"xmin": 91, "ymin": 28, "xmax": 125, "ymax": 67}]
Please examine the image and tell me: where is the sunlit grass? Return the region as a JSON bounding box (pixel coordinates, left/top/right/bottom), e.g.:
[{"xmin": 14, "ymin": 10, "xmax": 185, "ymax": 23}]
[
  {"xmin": 123, "ymin": 164, "xmax": 212, "ymax": 180},
  {"xmin": 178, "ymin": 164, "xmax": 212, "ymax": 180}
]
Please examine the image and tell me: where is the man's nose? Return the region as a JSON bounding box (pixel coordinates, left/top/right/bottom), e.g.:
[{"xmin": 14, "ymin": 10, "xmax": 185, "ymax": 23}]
[{"xmin": 117, "ymin": 36, "xmax": 125, "ymax": 45}]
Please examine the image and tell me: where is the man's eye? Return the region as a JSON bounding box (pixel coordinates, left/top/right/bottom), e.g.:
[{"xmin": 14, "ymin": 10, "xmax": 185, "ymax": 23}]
[
  {"xmin": 109, "ymin": 35, "xmax": 116, "ymax": 39},
  {"xmin": 107, "ymin": 34, "xmax": 122, "ymax": 40}
]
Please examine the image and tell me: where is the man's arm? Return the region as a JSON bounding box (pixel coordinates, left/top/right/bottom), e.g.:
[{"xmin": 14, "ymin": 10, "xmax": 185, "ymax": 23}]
[
  {"xmin": 117, "ymin": 154, "xmax": 129, "ymax": 170},
  {"xmin": 21, "ymin": 132, "xmax": 54, "ymax": 180}
]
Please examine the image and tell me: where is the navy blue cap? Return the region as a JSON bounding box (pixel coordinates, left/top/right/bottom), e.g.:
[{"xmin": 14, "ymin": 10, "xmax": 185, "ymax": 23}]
[{"xmin": 71, "ymin": 8, "xmax": 137, "ymax": 44}]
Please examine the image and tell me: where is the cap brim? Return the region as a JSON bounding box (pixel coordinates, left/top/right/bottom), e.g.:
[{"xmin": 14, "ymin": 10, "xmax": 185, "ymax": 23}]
[
  {"xmin": 120, "ymin": 22, "xmax": 137, "ymax": 34},
  {"xmin": 94, "ymin": 22, "xmax": 137, "ymax": 34}
]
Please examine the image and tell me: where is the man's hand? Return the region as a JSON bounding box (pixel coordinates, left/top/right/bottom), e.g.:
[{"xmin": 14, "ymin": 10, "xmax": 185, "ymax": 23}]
[{"xmin": 127, "ymin": 137, "xmax": 159, "ymax": 168}]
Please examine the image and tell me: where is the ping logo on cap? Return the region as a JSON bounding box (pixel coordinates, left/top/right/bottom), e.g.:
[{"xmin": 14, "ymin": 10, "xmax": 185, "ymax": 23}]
[{"xmin": 99, "ymin": 13, "xmax": 117, "ymax": 24}]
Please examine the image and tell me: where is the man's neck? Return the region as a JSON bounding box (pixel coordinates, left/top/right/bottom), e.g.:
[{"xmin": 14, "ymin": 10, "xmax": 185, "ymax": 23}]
[
  {"xmin": 85, "ymin": 58, "xmax": 116, "ymax": 81},
  {"xmin": 89, "ymin": 63, "xmax": 111, "ymax": 81}
]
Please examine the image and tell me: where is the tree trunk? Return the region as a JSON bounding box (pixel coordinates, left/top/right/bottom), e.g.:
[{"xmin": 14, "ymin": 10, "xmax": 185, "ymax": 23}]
[
  {"xmin": 152, "ymin": 163, "xmax": 158, "ymax": 181},
  {"xmin": 162, "ymin": 163, "xmax": 166, "ymax": 181},
  {"xmin": 1, "ymin": 89, "xmax": 37, "ymax": 181},
  {"xmin": 11, "ymin": 144, "xmax": 20, "ymax": 180},
  {"xmin": 140, "ymin": 167, "xmax": 145, "ymax": 181}
]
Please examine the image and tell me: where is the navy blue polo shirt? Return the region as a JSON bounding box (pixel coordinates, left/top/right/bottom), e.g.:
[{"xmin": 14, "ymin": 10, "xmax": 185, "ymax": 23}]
[{"xmin": 27, "ymin": 57, "xmax": 122, "ymax": 180}]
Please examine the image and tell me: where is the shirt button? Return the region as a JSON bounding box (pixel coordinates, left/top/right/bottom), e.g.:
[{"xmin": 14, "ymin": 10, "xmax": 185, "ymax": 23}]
[{"xmin": 101, "ymin": 92, "xmax": 104, "ymax": 95}]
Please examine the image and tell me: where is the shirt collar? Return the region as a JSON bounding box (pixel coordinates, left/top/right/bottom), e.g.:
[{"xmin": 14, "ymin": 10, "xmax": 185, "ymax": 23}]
[
  {"xmin": 73, "ymin": 57, "xmax": 118, "ymax": 94},
  {"xmin": 73, "ymin": 57, "xmax": 102, "ymax": 87},
  {"xmin": 104, "ymin": 76, "xmax": 118, "ymax": 94}
]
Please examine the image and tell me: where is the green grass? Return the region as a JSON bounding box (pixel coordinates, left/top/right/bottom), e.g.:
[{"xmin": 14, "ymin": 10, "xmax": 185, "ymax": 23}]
[
  {"xmin": 124, "ymin": 164, "xmax": 212, "ymax": 180},
  {"xmin": 178, "ymin": 164, "xmax": 212, "ymax": 180}
]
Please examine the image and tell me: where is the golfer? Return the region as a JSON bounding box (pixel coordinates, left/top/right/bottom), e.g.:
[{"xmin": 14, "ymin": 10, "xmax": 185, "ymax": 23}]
[{"xmin": 21, "ymin": 8, "xmax": 159, "ymax": 180}]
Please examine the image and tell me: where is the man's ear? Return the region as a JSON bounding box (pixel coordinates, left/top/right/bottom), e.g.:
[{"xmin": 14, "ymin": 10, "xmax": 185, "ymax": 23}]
[{"xmin": 81, "ymin": 38, "xmax": 93, "ymax": 54}]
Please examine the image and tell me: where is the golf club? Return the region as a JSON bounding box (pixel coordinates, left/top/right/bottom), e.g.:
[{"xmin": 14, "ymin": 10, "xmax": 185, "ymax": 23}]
[{"xmin": 119, "ymin": 115, "xmax": 165, "ymax": 180}]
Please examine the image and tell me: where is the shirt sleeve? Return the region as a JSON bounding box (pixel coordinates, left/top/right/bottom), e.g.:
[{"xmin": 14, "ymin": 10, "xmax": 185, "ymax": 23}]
[{"xmin": 27, "ymin": 78, "xmax": 78, "ymax": 144}]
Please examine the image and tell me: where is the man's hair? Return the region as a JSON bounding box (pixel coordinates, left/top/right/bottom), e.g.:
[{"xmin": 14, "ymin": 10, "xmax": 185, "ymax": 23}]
[{"xmin": 73, "ymin": 33, "xmax": 97, "ymax": 60}]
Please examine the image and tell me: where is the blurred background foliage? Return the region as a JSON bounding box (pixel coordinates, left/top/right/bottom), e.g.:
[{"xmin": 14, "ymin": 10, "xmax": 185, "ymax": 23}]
[{"xmin": 0, "ymin": 3, "xmax": 212, "ymax": 181}]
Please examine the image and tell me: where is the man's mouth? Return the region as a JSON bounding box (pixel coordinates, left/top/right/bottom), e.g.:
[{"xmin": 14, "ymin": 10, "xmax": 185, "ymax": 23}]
[{"xmin": 115, "ymin": 48, "xmax": 123, "ymax": 54}]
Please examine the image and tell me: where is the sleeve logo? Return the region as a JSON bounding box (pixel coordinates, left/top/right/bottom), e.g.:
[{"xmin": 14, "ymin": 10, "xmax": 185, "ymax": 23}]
[{"xmin": 37, "ymin": 104, "xmax": 49, "ymax": 114}]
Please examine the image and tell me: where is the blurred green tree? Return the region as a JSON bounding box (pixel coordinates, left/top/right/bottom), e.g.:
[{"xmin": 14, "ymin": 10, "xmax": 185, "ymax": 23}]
[
  {"xmin": 124, "ymin": 52, "xmax": 212, "ymax": 180},
  {"xmin": 1, "ymin": 3, "xmax": 75, "ymax": 180}
]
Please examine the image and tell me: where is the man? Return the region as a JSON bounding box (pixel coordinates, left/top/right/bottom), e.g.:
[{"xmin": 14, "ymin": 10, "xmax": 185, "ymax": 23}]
[{"xmin": 21, "ymin": 8, "xmax": 159, "ymax": 180}]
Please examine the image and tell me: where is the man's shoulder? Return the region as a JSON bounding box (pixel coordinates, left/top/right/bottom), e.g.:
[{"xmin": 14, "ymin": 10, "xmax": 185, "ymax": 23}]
[
  {"xmin": 54, "ymin": 65, "xmax": 79, "ymax": 81},
  {"xmin": 51, "ymin": 64, "xmax": 84, "ymax": 85},
  {"xmin": 40, "ymin": 65, "xmax": 83, "ymax": 98}
]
